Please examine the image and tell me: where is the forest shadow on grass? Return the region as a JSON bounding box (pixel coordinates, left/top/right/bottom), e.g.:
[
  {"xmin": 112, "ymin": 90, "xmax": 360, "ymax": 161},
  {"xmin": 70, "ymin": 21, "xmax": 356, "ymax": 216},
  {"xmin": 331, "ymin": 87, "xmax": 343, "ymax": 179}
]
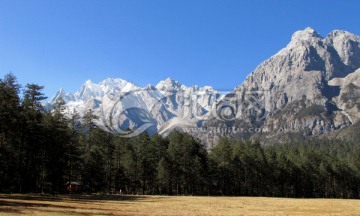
[
  {"xmin": 0, "ymin": 199, "xmax": 76, "ymax": 215},
  {"xmin": 0, "ymin": 193, "xmax": 150, "ymax": 202},
  {"xmin": 0, "ymin": 194, "xmax": 153, "ymax": 215}
]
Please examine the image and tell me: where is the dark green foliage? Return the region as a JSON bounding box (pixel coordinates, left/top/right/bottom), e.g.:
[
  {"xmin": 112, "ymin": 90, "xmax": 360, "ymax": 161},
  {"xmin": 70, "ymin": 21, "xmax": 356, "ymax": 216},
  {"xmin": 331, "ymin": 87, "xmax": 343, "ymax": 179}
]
[
  {"xmin": 164, "ymin": 131, "xmax": 208, "ymax": 195},
  {"xmin": 207, "ymin": 138, "xmax": 360, "ymax": 198},
  {"xmin": 0, "ymin": 73, "xmax": 21, "ymax": 192},
  {"xmin": 23, "ymin": 84, "xmax": 48, "ymax": 111},
  {"xmin": 1, "ymin": 73, "xmax": 360, "ymax": 198}
]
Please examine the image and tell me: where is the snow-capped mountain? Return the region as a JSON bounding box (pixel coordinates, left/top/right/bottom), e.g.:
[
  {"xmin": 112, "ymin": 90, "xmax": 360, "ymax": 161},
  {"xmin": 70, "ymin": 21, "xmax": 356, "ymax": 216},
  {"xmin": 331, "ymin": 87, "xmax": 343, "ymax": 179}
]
[
  {"xmin": 48, "ymin": 77, "xmax": 221, "ymax": 137},
  {"xmin": 49, "ymin": 27, "xmax": 360, "ymax": 145}
]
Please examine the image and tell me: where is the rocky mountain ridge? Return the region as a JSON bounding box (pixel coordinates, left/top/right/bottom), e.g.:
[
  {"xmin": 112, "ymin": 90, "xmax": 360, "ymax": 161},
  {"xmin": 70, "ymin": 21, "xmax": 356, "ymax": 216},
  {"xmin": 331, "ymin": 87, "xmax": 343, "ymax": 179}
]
[
  {"xmin": 49, "ymin": 27, "xmax": 360, "ymax": 145},
  {"xmin": 48, "ymin": 77, "xmax": 222, "ymax": 138},
  {"xmin": 220, "ymin": 27, "xmax": 360, "ymax": 144}
]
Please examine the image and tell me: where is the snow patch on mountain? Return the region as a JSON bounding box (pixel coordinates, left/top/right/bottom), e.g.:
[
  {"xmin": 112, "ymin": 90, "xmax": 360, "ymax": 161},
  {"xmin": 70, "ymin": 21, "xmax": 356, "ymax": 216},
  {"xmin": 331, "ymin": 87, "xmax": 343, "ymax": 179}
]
[{"xmin": 48, "ymin": 77, "xmax": 220, "ymax": 136}]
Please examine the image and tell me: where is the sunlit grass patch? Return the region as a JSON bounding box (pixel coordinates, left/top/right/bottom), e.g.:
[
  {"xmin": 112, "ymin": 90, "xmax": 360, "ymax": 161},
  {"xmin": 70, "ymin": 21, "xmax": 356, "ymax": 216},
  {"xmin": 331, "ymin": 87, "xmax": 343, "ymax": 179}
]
[{"xmin": 1, "ymin": 194, "xmax": 360, "ymax": 216}]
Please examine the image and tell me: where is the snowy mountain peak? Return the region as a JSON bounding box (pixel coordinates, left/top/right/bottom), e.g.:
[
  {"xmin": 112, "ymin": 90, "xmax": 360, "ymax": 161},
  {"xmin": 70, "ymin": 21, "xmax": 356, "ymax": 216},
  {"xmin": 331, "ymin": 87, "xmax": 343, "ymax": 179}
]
[
  {"xmin": 74, "ymin": 79, "xmax": 103, "ymax": 100},
  {"xmin": 99, "ymin": 77, "xmax": 134, "ymax": 87},
  {"xmin": 200, "ymin": 86, "xmax": 214, "ymax": 92},
  {"xmin": 145, "ymin": 84, "xmax": 156, "ymax": 90},
  {"xmin": 83, "ymin": 79, "xmax": 97, "ymax": 89},
  {"xmin": 50, "ymin": 87, "xmax": 75, "ymax": 104},
  {"xmin": 155, "ymin": 77, "xmax": 182, "ymax": 91},
  {"xmin": 99, "ymin": 78, "xmax": 140, "ymax": 93},
  {"xmin": 50, "ymin": 88, "xmax": 64, "ymax": 103},
  {"xmin": 58, "ymin": 87, "xmax": 65, "ymax": 94}
]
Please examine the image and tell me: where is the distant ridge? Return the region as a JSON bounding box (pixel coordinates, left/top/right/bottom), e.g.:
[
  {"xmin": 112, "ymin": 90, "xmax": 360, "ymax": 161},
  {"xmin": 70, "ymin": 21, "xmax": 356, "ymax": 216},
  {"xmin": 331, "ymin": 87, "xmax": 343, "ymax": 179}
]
[{"xmin": 48, "ymin": 28, "xmax": 360, "ymax": 145}]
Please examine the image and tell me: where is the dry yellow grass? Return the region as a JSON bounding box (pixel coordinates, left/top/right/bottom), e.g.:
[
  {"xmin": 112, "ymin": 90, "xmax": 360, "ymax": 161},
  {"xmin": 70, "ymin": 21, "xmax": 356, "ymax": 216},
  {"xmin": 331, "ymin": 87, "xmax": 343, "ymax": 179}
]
[{"xmin": 0, "ymin": 194, "xmax": 360, "ymax": 216}]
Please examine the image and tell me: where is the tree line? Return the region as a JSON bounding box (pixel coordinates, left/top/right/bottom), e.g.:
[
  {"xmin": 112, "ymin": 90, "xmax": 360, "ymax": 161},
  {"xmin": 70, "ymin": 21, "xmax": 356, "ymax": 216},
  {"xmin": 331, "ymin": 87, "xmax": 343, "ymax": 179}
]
[{"xmin": 1, "ymin": 73, "xmax": 360, "ymax": 198}]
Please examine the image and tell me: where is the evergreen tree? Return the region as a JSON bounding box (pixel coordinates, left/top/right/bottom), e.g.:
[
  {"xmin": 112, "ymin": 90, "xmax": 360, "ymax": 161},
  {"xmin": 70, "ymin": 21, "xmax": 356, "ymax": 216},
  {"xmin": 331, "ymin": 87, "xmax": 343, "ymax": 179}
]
[
  {"xmin": 166, "ymin": 130, "xmax": 207, "ymax": 195},
  {"xmin": 0, "ymin": 73, "xmax": 21, "ymax": 192},
  {"xmin": 208, "ymin": 137, "xmax": 234, "ymax": 195},
  {"xmin": 19, "ymin": 83, "xmax": 47, "ymax": 192},
  {"xmin": 65, "ymin": 109, "xmax": 83, "ymax": 184}
]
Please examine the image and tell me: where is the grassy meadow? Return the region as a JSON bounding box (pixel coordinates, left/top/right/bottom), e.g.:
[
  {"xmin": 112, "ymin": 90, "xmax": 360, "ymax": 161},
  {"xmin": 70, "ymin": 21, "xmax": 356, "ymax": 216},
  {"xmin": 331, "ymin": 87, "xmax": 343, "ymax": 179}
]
[{"xmin": 0, "ymin": 194, "xmax": 360, "ymax": 216}]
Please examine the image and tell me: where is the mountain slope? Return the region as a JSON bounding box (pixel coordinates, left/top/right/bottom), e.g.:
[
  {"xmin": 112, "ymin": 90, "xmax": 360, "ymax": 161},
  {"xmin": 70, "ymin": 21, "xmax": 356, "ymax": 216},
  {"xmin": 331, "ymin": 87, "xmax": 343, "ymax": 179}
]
[
  {"xmin": 200, "ymin": 27, "xmax": 360, "ymax": 144},
  {"xmin": 329, "ymin": 68, "xmax": 360, "ymax": 123},
  {"xmin": 48, "ymin": 27, "xmax": 360, "ymax": 145}
]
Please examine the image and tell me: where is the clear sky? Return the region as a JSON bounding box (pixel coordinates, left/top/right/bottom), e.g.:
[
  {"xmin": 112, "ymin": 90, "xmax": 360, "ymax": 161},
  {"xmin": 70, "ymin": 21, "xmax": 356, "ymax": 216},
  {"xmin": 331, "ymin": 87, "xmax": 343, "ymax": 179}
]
[{"xmin": 1, "ymin": 0, "xmax": 360, "ymax": 98}]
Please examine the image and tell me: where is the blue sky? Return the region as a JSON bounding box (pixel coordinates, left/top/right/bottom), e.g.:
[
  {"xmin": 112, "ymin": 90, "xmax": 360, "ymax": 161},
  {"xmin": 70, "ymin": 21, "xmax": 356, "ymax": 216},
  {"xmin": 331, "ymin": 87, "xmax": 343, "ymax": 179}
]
[{"xmin": 1, "ymin": 0, "xmax": 360, "ymax": 98}]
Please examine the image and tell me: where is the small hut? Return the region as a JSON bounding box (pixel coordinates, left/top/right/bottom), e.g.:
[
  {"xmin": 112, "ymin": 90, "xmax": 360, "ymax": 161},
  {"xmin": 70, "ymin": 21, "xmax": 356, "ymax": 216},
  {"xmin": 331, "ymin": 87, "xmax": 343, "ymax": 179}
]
[{"xmin": 65, "ymin": 181, "xmax": 82, "ymax": 193}]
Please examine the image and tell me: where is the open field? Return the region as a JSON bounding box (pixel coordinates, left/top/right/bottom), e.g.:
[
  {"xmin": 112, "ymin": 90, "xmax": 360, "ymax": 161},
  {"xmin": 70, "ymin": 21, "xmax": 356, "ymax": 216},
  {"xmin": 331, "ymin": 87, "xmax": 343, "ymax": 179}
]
[{"xmin": 0, "ymin": 194, "xmax": 360, "ymax": 216}]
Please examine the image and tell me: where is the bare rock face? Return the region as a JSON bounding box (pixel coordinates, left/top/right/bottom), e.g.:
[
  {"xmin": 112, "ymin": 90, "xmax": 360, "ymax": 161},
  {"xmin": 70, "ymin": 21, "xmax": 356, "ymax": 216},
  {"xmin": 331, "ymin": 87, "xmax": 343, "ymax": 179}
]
[
  {"xmin": 203, "ymin": 27, "xmax": 360, "ymax": 143},
  {"xmin": 238, "ymin": 27, "xmax": 360, "ymax": 107},
  {"xmin": 329, "ymin": 68, "xmax": 360, "ymax": 123},
  {"xmin": 326, "ymin": 30, "xmax": 360, "ymax": 73}
]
